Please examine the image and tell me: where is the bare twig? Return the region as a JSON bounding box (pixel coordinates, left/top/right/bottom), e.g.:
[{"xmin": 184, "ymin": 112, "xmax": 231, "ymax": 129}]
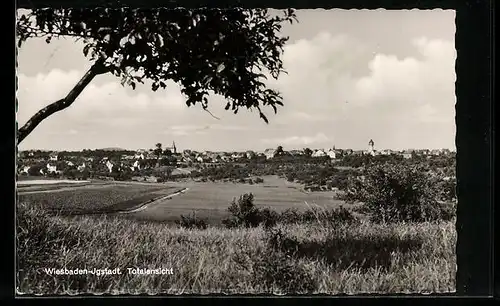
[{"xmin": 204, "ymin": 108, "xmax": 220, "ymax": 120}]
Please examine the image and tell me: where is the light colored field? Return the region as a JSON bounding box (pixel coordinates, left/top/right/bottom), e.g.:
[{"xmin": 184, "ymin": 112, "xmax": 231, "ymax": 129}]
[
  {"xmin": 130, "ymin": 176, "xmax": 345, "ymax": 222},
  {"xmin": 17, "ymin": 179, "xmax": 91, "ymax": 186}
]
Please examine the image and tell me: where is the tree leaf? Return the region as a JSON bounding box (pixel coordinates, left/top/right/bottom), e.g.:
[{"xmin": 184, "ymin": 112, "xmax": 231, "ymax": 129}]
[{"xmin": 216, "ymin": 63, "xmax": 226, "ymax": 73}]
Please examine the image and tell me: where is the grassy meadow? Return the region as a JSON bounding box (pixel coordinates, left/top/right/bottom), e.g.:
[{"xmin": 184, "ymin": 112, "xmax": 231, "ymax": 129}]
[{"xmin": 16, "ymin": 199, "xmax": 456, "ymax": 294}]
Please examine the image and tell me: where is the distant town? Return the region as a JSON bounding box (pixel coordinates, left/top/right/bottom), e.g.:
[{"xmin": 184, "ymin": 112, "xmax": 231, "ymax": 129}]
[{"xmin": 17, "ymin": 139, "xmax": 455, "ymax": 183}]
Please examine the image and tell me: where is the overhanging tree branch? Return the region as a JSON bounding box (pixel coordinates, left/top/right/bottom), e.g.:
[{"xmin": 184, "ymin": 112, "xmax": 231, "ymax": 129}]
[
  {"xmin": 17, "ymin": 59, "xmax": 108, "ymax": 144},
  {"xmin": 16, "ymin": 8, "xmax": 298, "ymax": 144}
]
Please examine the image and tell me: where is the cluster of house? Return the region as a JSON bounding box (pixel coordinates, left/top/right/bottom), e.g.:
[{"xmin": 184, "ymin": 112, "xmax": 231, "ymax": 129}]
[
  {"xmin": 17, "ymin": 151, "xmax": 92, "ymax": 176},
  {"xmin": 263, "ymin": 140, "xmax": 453, "ymax": 160},
  {"xmin": 363, "ymin": 139, "xmax": 453, "ymax": 159},
  {"xmin": 17, "ymin": 139, "xmax": 454, "ymax": 176},
  {"xmin": 16, "ymin": 145, "xmax": 257, "ymax": 176}
]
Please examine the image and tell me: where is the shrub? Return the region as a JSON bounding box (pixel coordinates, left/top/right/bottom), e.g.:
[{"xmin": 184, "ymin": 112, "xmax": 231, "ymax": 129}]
[
  {"xmin": 176, "ymin": 212, "xmax": 208, "ymax": 230},
  {"xmin": 343, "ymin": 163, "xmax": 454, "ymax": 223},
  {"xmin": 223, "ymin": 193, "xmax": 280, "ymax": 228},
  {"xmin": 258, "ymin": 208, "xmax": 280, "ymax": 228},
  {"xmin": 223, "ymin": 193, "xmax": 262, "ymax": 228}
]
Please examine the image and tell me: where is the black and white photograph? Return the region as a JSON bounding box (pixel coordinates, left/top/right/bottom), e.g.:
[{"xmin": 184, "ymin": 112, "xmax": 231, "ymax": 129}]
[{"xmin": 16, "ymin": 8, "xmax": 458, "ymax": 295}]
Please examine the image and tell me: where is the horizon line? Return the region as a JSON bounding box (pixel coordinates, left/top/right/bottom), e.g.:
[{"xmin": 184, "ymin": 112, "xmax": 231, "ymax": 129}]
[{"xmin": 18, "ymin": 146, "xmax": 456, "ymax": 152}]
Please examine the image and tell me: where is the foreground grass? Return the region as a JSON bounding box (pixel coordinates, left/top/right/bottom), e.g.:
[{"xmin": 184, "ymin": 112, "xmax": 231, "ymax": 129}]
[{"xmin": 17, "ymin": 202, "xmax": 456, "ymax": 295}]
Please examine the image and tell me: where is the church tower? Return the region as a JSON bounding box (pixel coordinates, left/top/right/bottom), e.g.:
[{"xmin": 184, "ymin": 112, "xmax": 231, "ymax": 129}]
[
  {"xmin": 368, "ymin": 139, "xmax": 375, "ymax": 154},
  {"xmin": 172, "ymin": 141, "xmax": 177, "ymax": 154}
]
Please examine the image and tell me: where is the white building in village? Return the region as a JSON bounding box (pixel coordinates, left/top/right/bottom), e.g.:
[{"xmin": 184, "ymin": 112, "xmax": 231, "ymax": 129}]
[
  {"xmin": 264, "ymin": 148, "xmax": 276, "ymax": 159},
  {"xmin": 20, "ymin": 166, "xmax": 30, "ymax": 175},
  {"xmin": 312, "ymin": 149, "xmax": 327, "ymax": 158},
  {"xmin": 46, "ymin": 163, "xmax": 61, "ymax": 175},
  {"xmin": 132, "ymin": 160, "xmax": 141, "ymax": 170},
  {"xmin": 49, "ymin": 152, "xmax": 58, "ymax": 161},
  {"xmin": 134, "ymin": 152, "xmax": 145, "ymax": 160},
  {"xmin": 326, "ymin": 149, "xmax": 337, "ymax": 159},
  {"xmin": 77, "ymin": 162, "xmax": 86, "ymax": 172}
]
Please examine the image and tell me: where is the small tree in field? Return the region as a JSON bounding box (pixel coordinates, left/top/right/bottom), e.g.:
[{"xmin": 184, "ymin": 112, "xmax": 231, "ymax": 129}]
[
  {"xmin": 153, "ymin": 143, "xmax": 163, "ymax": 158},
  {"xmin": 16, "ymin": 8, "xmax": 298, "ymax": 144},
  {"xmin": 223, "ymin": 193, "xmax": 261, "ymax": 228},
  {"xmin": 303, "ymin": 147, "xmax": 313, "ymax": 157},
  {"xmin": 153, "ymin": 143, "xmax": 162, "ymax": 167},
  {"xmin": 343, "ymin": 163, "xmax": 454, "ymax": 223},
  {"xmin": 274, "ymin": 145, "xmax": 285, "ymax": 157}
]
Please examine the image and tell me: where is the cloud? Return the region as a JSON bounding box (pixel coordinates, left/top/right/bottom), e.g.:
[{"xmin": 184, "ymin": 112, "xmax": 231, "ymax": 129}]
[
  {"xmin": 208, "ymin": 124, "xmax": 247, "ymax": 131},
  {"xmin": 350, "ymin": 37, "xmax": 456, "ymax": 120},
  {"xmin": 16, "ymin": 69, "xmax": 189, "ymax": 128},
  {"xmin": 262, "ymin": 133, "xmax": 330, "ymax": 146},
  {"xmin": 163, "ymin": 125, "xmax": 209, "ymax": 136},
  {"xmin": 162, "ymin": 123, "xmax": 248, "ymax": 136},
  {"xmin": 268, "ymin": 32, "xmax": 456, "ymax": 131}
]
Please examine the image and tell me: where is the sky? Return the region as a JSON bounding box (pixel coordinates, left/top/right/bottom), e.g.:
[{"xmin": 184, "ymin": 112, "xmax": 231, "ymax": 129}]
[{"xmin": 16, "ymin": 9, "xmax": 456, "ymax": 152}]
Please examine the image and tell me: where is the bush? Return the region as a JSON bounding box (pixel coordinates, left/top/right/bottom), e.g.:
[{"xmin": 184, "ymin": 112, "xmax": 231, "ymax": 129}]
[
  {"xmin": 222, "ymin": 193, "xmax": 280, "ymax": 228},
  {"xmin": 223, "ymin": 193, "xmax": 262, "ymax": 228},
  {"xmin": 176, "ymin": 212, "xmax": 207, "ymax": 230},
  {"xmin": 258, "ymin": 208, "xmax": 280, "ymax": 228},
  {"xmin": 343, "ymin": 163, "xmax": 454, "ymax": 223},
  {"xmin": 222, "ymin": 193, "xmax": 359, "ymax": 229}
]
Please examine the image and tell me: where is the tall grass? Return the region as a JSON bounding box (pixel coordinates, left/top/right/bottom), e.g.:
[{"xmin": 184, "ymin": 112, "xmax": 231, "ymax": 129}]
[{"xmin": 16, "ymin": 201, "xmax": 456, "ymax": 295}]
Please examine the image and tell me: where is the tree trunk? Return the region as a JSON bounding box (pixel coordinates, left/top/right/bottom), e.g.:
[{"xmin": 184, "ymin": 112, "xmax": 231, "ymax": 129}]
[{"xmin": 17, "ymin": 59, "xmax": 109, "ymax": 144}]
